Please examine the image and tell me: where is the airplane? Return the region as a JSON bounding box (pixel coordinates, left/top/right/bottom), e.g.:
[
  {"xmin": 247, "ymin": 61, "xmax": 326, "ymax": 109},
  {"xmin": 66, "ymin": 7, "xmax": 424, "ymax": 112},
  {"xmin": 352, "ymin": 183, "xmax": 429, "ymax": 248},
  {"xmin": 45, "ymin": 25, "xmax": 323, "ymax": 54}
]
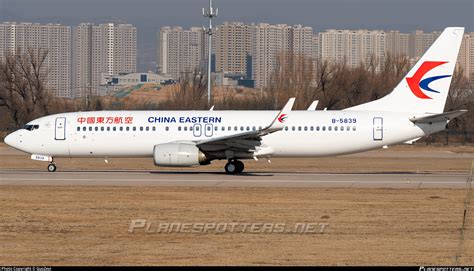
[{"xmin": 3, "ymin": 27, "xmax": 467, "ymax": 174}]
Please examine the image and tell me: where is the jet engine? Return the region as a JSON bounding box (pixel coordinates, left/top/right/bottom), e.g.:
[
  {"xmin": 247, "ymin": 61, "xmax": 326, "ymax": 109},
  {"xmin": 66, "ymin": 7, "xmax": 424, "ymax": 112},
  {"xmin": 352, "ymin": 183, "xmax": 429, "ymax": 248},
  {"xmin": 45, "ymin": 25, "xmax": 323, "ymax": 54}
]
[{"xmin": 153, "ymin": 142, "xmax": 208, "ymax": 167}]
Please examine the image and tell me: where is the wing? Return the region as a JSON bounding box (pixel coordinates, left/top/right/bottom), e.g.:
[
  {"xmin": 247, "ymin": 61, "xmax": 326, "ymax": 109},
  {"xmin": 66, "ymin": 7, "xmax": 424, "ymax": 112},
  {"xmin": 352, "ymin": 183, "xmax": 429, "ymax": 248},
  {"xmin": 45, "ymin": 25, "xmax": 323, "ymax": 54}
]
[{"xmin": 196, "ymin": 98, "xmax": 295, "ymax": 157}]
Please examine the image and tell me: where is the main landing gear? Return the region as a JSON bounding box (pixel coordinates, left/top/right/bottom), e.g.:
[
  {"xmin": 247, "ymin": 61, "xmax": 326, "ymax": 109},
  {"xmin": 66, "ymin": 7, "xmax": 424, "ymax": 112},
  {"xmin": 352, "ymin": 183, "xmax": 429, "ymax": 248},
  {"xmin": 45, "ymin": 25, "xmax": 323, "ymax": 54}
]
[{"xmin": 224, "ymin": 159, "xmax": 244, "ymax": 174}]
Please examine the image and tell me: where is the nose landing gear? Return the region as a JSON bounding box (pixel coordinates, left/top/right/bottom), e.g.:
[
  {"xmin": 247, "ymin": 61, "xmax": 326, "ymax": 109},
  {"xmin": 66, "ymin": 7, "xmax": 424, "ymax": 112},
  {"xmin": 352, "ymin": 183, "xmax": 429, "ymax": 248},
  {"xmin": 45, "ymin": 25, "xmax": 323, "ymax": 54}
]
[
  {"xmin": 47, "ymin": 158, "xmax": 57, "ymax": 172},
  {"xmin": 224, "ymin": 159, "xmax": 244, "ymax": 174}
]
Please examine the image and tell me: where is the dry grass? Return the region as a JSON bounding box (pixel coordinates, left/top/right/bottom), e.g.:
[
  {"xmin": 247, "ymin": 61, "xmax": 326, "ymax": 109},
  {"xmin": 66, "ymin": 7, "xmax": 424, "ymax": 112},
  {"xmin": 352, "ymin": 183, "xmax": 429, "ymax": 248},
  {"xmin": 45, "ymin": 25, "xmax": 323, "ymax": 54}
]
[{"xmin": 0, "ymin": 186, "xmax": 472, "ymax": 265}]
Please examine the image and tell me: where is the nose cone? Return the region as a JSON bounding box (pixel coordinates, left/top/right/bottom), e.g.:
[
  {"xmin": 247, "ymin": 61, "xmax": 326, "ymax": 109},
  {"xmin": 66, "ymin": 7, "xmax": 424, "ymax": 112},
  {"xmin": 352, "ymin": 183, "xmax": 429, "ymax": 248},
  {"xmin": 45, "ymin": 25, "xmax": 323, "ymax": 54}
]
[{"xmin": 4, "ymin": 132, "xmax": 16, "ymax": 148}]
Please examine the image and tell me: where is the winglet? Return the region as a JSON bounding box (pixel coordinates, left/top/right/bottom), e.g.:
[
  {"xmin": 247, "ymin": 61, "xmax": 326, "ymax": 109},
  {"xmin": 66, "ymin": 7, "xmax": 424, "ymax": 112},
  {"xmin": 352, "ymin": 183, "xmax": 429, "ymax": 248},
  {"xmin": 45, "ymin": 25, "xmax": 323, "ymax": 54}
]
[
  {"xmin": 266, "ymin": 97, "xmax": 295, "ymax": 132},
  {"xmin": 307, "ymin": 100, "xmax": 319, "ymax": 111}
]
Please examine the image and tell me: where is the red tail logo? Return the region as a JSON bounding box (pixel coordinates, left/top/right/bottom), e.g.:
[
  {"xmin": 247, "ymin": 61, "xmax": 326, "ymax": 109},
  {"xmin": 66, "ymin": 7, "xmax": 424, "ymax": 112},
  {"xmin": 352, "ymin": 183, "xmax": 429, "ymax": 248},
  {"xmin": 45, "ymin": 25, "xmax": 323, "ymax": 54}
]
[{"xmin": 406, "ymin": 61, "xmax": 450, "ymax": 99}]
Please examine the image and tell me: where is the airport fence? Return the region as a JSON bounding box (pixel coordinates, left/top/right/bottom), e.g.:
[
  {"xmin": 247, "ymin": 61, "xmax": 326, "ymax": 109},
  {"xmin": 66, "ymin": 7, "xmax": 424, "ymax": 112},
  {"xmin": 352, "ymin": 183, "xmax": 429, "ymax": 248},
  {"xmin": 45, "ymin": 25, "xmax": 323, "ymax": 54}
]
[{"xmin": 422, "ymin": 130, "xmax": 474, "ymax": 146}]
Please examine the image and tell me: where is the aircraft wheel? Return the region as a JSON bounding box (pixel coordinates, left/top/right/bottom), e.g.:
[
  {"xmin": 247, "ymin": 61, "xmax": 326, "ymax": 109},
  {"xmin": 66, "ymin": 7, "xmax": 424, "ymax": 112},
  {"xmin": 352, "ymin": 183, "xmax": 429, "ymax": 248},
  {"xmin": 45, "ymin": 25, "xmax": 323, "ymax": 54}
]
[
  {"xmin": 235, "ymin": 160, "xmax": 244, "ymax": 173},
  {"xmin": 224, "ymin": 161, "xmax": 237, "ymax": 174},
  {"xmin": 47, "ymin": 163, "xmax": 57, "ymax": 172}
]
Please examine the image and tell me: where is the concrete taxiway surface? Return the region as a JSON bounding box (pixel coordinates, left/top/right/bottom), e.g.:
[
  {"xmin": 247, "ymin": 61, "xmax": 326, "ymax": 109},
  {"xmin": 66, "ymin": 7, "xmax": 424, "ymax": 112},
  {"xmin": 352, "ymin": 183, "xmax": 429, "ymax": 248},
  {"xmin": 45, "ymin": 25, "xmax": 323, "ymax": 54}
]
[{"xmin": 0, "ymin": 169, "xmax": 470, "ymax": 188}]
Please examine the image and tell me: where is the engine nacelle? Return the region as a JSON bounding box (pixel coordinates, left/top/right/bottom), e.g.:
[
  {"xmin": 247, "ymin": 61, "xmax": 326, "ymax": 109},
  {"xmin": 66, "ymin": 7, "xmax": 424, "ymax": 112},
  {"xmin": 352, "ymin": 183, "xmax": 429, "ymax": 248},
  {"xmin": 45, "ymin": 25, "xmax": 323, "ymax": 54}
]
[{"xmin": 153, "ymin": 142, "xmax": 207, "ymax": 167}]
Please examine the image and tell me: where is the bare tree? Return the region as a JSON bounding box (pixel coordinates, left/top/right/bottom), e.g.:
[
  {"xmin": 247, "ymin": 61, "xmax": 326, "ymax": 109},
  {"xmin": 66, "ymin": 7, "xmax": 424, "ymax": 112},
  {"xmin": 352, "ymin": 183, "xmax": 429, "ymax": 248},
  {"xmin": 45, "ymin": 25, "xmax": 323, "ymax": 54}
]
[
  {"xmin": 0, "ymin": 48, "xmax": 51, "ymax": 128},
  {"xmin": 161, "ymin": 69, "xmax": 208, "ymax": 110}
]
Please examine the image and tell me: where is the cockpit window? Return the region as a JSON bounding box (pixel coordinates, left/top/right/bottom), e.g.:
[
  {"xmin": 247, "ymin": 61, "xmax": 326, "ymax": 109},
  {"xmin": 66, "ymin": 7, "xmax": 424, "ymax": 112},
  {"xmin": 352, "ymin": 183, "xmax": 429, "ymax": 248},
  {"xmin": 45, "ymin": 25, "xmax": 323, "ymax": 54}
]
[{"xmin": 23, "ymin": 124, "xmax": 39, "ymax": 131}]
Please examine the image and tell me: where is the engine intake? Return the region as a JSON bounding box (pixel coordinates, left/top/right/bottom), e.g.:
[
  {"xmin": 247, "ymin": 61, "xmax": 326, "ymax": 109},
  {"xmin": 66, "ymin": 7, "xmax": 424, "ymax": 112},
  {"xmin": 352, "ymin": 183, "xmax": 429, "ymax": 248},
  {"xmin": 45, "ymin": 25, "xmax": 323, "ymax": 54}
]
[{"xmin": 153, "ymin": 142, "xmax": 208, "ymax": 167}]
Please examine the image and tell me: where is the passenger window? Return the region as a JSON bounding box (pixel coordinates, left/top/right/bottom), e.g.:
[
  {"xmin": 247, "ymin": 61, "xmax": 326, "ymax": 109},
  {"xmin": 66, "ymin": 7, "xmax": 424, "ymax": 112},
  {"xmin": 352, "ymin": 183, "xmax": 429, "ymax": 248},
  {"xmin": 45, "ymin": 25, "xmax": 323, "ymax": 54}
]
[
  {"xmin": 101, "ymin": 127, "xmax": 105, "ymax": 131},
  {"xmin": 119, "ymin": 127, "xmax": 123, "ymax": 131},
  {"xmin": 82, "ymin": 127, "xmax": 86, "ymax": 132},
  {"xmin": 292, "ymin": 126, "xmax": 295, "ymax": 131},
  {"xmin": 77, "ymin": 127, "xmax": 80, "ymax": 132},
  {"xmin": 322, "ymin": 126, "xmax": 326, "ymax": 131},
  {"xmin": 126, "ymin": 127, "xmax": 129, "ymax": 131},
  {"xmin": 298, "ymin": 126, "xmax": 302, "ymax": 131},
  {"xmin": 228, "ymin": 126, "xmax": 231, "ymax": 131},
  {"xmin": 310, "ymin": 126, "xmax": 314, "ymax": 131},
  {"xmin": 140, "ymin": 127, "xmax": 143, "ymax": 131},
  {"xmin": 221, "ymin": 127, "xmax": 225, "ymax": 131},
  {"xmin": 246, "ymin": 126, "xmax": 250, "ymax": 131},
  {"xmin": 284, "ymin": 127, "xmax": 288, "ymax": 131},
  {"xmin": 341, "ymin": 126, "xmax": 344, "ymax": 131},
  {"xmin": 178, "ymin": 126, "xmax": 182, "ymax": 131},
  {"xmin": 146, "ymin": 127, "xmax": 149, "ymax": 131},
  {"xmin": 328, "ymin": 126, "xmax": 332, "ymax": 131},
  {"xmin": 240, "ymin": 126, "xmax": 244, "ymax": 131},
  {"xmin": 346, "ymin": 126, "xmax": 350, "ymax": 131},
  {"xmin": 107, "ymin": 127, "xmax": 111, "ymax": 131},
  {"xmin": 234, "ymin": 126, "xmax": 238, "ymax": 131},
  {"xmin": 207, "ymin": 126, "xmax": 211, "ymax": 131},
  {"xmin": 89, "ymin": 127, "xmax": 92, "ymax": 131},
  {"xmin": 166, "ymin": 126, "xmax": 169, "ymax": 131},
  {"xmin": 184, "ymin": 127, "xmax": 188, "ymax": 131},
  {"xmin": 152, "ymin": 127, "xmax": 156, "ymax": 131},
  {"xmin": 335, "ymin": 126, "xmax": 338, "ymax": 131},
  {"xmin": 214, "ymin": 126, "xmax": 218, "ymax": 131},
  {"xmin": 95, "ymin": 127, "xmax": 98, "ymax": 131},
  {"xmin": 113, "ymin": 127, "xmax": 116, "ymax": 131},
  {"xmin": 190, "ymin": 126, "xmax": 193, "ymax": 131},
  {"xmin": 133, "ymin": 127, "xmax": 136, "ymax": 131},
  {"xmin": 304, "ymin": 126, "xmax": 308, "ymax": 131},
  {"xmin": 252, "ymin": 126, "xmax": 256, "ymax": 131},
  {"xmin": 353, "ymin": 126, "xmax": 356, "ymax": 131}
]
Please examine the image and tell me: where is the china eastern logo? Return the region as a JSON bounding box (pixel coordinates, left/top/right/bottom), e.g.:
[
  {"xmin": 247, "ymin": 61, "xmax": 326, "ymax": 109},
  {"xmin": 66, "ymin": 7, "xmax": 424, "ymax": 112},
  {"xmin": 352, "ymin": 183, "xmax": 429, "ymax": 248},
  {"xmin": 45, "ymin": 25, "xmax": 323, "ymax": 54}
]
[
  {"xmin": 278, "ymin": 114, "xmax": 288, "ymax": 123},
  {"xmin": 406, "ymin": 61, "xmax": 451, "ymax": 99}
]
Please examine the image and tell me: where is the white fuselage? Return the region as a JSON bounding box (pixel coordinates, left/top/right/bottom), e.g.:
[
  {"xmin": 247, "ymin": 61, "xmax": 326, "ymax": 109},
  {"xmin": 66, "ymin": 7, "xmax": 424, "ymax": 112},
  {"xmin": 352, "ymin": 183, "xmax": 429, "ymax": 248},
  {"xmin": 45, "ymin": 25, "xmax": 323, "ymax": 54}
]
[{"xmin": 5, "ymin": 110, "xmax": 444, "ymax": 159}]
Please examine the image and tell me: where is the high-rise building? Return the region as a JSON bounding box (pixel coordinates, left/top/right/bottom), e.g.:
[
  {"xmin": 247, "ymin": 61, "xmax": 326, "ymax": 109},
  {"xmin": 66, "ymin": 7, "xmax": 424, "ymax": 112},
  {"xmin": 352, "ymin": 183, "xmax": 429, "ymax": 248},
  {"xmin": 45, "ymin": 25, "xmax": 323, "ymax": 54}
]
[
  {"xmin": 215, "ymin": 22, "xmax": 252, "ymax": 75},
  {"xmin": 319, "ymin": 29, "xmax": 386, "ymax": 69},
  {"xmin": 386, "ymin": 30, "xmax": 410, "ymax": 57},
  {"xmin": 0, "ymin": 22, "xmax": 71, "ymax": 97},
  {"xmin": 409, "ymin": 30, "xmax": 441, "ymax": 58},
  {"xmin": 457, "ymin": 33, "xmax": 474, "ymax": 83},
  {"xmin": 157, "ymin": 26, "xmax": 207, "ymax": 80},
  {"xmin": 72, "ymin": 23, "xmax": 136, "ymax": 98},
  {"xmin": 251, "ymin": 23, "xmax": 291, "ymax": 88},
  {"xmin": 251, "ymin": 23, "xmax": 313, "ymax": 88}
]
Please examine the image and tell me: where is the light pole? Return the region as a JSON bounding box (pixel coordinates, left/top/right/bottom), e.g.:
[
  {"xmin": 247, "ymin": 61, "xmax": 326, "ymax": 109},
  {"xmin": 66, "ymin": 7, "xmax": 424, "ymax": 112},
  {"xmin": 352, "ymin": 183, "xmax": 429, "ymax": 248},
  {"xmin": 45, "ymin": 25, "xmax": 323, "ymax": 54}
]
[{"xmin": 202, "ymin": 0, "xmax": 218, "ymax": 107}]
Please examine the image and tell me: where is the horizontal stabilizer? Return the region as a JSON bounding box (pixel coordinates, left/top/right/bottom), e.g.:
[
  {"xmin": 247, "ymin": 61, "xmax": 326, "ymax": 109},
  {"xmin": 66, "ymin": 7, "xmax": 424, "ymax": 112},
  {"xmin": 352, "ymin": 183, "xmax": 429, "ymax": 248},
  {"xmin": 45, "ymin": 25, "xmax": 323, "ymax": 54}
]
[{"xmin": 410, "ymin": 110, "xmax": 467, "ymax": 123}]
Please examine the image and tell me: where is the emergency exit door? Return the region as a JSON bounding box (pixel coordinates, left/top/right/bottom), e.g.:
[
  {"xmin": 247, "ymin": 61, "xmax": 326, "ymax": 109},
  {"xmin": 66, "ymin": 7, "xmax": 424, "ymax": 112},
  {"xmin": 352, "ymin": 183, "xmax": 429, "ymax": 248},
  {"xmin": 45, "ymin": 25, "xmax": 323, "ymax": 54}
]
[
  {"xmin": 55, "ymin": 117, "xmax": 66, "ymax": 140},
  {"xmin": 373, "ymin": 117, "xmax": 383, "ymax": 141}
]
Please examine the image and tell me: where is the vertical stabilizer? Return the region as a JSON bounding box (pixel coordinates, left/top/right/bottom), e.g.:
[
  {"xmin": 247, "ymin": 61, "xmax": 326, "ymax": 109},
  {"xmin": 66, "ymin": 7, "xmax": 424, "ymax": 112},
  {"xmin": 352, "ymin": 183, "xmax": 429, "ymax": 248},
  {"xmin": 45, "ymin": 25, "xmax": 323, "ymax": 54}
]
[{"xmin": 347, "ymin": 27, "xmax": 464, "ymax": 113}]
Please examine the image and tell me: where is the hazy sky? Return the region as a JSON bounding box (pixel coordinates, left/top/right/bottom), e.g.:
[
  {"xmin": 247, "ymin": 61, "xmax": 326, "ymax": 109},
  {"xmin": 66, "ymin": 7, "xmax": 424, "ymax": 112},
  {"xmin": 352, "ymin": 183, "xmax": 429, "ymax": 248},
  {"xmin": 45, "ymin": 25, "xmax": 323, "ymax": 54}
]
[{"xmin": 1, "ymin": 0, "xmax": 473, "ymax": 71}]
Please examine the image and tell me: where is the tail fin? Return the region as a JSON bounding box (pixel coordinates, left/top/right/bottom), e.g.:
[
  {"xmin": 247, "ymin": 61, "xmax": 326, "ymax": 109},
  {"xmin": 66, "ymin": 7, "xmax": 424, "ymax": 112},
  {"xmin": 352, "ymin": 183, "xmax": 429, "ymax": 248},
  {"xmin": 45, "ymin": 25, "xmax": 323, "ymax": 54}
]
[{"xmin": 347, "ymin": 27, "xmax": 465, "ymax": 113}]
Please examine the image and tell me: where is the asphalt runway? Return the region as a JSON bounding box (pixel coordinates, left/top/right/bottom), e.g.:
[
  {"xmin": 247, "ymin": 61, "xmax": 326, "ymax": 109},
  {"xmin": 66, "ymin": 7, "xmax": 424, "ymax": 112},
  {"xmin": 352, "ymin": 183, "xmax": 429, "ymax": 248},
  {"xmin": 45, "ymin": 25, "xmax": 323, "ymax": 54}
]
[{"xmin": 0, "ymin": 169, "xmax": 470, "ymax": 188}]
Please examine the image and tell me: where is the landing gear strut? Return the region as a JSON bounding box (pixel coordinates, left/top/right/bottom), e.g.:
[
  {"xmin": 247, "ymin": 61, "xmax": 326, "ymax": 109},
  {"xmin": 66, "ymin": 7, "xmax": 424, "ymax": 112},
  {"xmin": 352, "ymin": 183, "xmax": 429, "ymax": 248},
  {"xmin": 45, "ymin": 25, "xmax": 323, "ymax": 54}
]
[
  {"xmin": 47, "ymin": 160, "xmax": 57, "ymax": 172},
  {"xmin": 225, "ymin": 160, "xmax": 244, "ymax": 174}
]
